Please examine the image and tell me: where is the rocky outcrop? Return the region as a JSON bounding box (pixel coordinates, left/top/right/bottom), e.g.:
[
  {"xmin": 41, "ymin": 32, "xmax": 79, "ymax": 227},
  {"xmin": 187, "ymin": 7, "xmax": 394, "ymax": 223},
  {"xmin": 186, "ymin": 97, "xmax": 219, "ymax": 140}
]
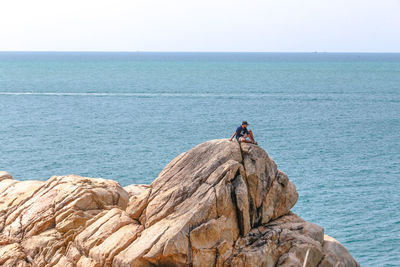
[{"xmin": 0, "ymin": 140, "xmax": 359, "ymax": 266}]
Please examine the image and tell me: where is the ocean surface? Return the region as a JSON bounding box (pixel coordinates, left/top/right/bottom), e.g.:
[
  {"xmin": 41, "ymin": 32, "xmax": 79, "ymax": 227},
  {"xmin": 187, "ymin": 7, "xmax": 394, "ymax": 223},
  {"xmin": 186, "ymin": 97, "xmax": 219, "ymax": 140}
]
[{"xmin": 0, "ymin": 52, "xmax": 399, "ymax": 266}]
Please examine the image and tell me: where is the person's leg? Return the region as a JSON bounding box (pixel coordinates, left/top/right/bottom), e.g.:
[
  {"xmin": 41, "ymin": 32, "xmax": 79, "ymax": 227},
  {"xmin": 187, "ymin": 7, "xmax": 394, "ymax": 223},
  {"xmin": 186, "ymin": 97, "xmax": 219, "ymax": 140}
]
[{"xmin": 248, "ymin": 130, "xmax": 257, "ymax": 144}]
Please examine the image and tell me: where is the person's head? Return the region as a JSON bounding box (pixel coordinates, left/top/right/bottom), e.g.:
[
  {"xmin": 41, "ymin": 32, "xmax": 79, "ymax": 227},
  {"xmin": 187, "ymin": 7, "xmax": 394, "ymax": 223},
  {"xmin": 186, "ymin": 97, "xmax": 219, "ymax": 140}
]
[{"xmin": 242, "ymin": 121, "xmax": 248, "ymax": 128}]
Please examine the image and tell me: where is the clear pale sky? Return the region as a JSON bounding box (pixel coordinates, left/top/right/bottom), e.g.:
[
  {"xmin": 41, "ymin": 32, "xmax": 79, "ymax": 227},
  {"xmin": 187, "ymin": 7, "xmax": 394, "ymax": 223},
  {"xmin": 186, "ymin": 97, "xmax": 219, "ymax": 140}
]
[{"xmin": 1, "ymin": 0, "xmax": 399, "ymax": 52}]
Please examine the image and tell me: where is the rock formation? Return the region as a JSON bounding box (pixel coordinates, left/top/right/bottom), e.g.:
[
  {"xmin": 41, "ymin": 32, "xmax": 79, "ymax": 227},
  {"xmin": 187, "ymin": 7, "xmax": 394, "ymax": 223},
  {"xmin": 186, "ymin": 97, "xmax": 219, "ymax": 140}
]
[{"xmin": 0, "ymin": 139, "xmax": 359, "ymax": 266}]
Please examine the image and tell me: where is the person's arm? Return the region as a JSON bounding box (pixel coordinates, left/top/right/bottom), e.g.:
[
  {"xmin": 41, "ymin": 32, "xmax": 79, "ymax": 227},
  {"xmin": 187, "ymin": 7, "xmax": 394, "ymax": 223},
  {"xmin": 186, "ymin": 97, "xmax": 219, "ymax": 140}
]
[{"xmin": 229, "ymin": 132, "xmax": 236, "ymax": 141}]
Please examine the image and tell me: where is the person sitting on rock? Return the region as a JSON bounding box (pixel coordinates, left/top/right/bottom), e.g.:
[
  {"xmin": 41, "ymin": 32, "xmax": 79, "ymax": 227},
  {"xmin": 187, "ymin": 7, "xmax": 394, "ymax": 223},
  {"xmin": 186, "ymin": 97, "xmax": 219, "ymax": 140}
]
[{"xmin": 229, "ymin": 121, "xmax": 257, "ymax": 144}]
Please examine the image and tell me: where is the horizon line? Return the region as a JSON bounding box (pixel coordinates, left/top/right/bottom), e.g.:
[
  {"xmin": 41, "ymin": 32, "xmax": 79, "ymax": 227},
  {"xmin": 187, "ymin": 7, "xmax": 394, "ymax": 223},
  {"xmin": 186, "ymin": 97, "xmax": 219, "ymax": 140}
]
[{"xmin": 0, "ymin": 50, "xmax": 400, "ymax": 54}]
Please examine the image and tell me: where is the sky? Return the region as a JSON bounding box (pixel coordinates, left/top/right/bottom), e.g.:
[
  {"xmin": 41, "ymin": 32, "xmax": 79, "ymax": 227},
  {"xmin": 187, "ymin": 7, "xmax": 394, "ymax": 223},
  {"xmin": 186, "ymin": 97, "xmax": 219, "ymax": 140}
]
[{"xmin": 0, "ymin": 0, "xmax": 399, "ymax": 52}]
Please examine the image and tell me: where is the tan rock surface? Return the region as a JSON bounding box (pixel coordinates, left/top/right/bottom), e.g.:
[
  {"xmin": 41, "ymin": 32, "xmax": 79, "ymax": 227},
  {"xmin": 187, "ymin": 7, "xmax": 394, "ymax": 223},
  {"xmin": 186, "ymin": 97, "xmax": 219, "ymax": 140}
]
[
  {"xmin": 319, "ymin": 235, "xmax": 360, "ymax": 267},
  {"xmin": 0, "ymin": 171, "xmax": 12, "ymax": 181},
  {"xmin": 0, "ymin": 139, "xmax": 358, "ymax": 266},
  {"xmin": 123, "ymin": 184, "xmax": 150, "ymax": 198}
]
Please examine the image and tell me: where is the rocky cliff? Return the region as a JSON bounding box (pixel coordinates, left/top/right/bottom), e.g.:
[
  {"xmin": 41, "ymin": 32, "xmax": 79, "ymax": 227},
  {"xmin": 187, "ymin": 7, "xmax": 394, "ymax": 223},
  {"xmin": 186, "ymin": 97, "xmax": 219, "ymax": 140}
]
[{"xmin": 0, "ymin": 140, "xmax": 359, "ymax": 266}]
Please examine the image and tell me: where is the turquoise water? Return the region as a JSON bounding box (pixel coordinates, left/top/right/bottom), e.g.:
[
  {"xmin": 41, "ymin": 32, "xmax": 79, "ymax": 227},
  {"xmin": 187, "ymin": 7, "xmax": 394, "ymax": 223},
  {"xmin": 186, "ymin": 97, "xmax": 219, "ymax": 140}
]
[{"xmin": 0, "ymin": 52, "xmax": 399, "ymax": 266}]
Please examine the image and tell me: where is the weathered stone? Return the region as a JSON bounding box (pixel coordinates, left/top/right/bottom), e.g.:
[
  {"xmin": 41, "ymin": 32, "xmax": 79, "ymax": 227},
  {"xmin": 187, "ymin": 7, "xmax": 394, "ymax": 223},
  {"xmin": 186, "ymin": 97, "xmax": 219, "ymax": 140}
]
[
  {"xmin": 0, "ymin": 174, "xmax": 129, "ymax": 266},
  {"xmin": 319, "ymin": 235, "xmax": 360, "ymax": 267},
  {"xmin": 232, "ymin": 174, "xmax": 251, "ymax": 236},
  {"xmin": 77, "ymin": 255, "xmax": 100, "ymax": 267},
  {"xmin": 0, "ymin": 139, "xmax": 358, "ymax": 266},
  {"xmin": 124, "ymin": 184, "xmax": 150, "ymax": 198},
  {"xmin": 89, "ymin": 223, "xmax": 143, "ymax": 266},
  {"xmin": 0, "ymin": 243, "xmax": 26, "ymax": 265},
  {"xmin": 143, "ymin": 140, "xmax": 242, "ymax": 228},
  {"xmin": 0, "ymin": 171, "xmax": 12, "ymax": 181},
  {"xmin": 227, "ymin": 213, "xmax": 324, "ymax": 267},
  {"xmin": 126, "ymin": 185, "xmax": 151, "ymax": 221},
  {"xmin": 75, "ymin": 208, "xmax": 136, "ymax": 255},
  {"xmin": 262, "ymin": 171, "xmax": 298, "ymax": 224}
]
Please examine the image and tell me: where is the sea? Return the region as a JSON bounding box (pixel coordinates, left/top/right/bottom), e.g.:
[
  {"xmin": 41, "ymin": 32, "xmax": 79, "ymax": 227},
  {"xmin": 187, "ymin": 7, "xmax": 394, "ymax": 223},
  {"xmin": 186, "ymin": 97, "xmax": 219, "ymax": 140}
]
[{"xmin": 0, "ymin": 52, "xmax": 399, "ymax": 266}]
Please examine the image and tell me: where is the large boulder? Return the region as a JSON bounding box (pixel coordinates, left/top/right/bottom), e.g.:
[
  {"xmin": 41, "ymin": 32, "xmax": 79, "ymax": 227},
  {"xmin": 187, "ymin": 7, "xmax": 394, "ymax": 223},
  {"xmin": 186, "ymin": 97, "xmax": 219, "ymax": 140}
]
[
  {"xmin": 116, "ymin": 139, "xmax": 299, "ymax": 266},
  {"xmin": 0, "ymin": 174, "xmax": 129, "ymax": 266},
  {"xmin": 0, "ymin": 139, "xmax": 358, "ymax": 266}
]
